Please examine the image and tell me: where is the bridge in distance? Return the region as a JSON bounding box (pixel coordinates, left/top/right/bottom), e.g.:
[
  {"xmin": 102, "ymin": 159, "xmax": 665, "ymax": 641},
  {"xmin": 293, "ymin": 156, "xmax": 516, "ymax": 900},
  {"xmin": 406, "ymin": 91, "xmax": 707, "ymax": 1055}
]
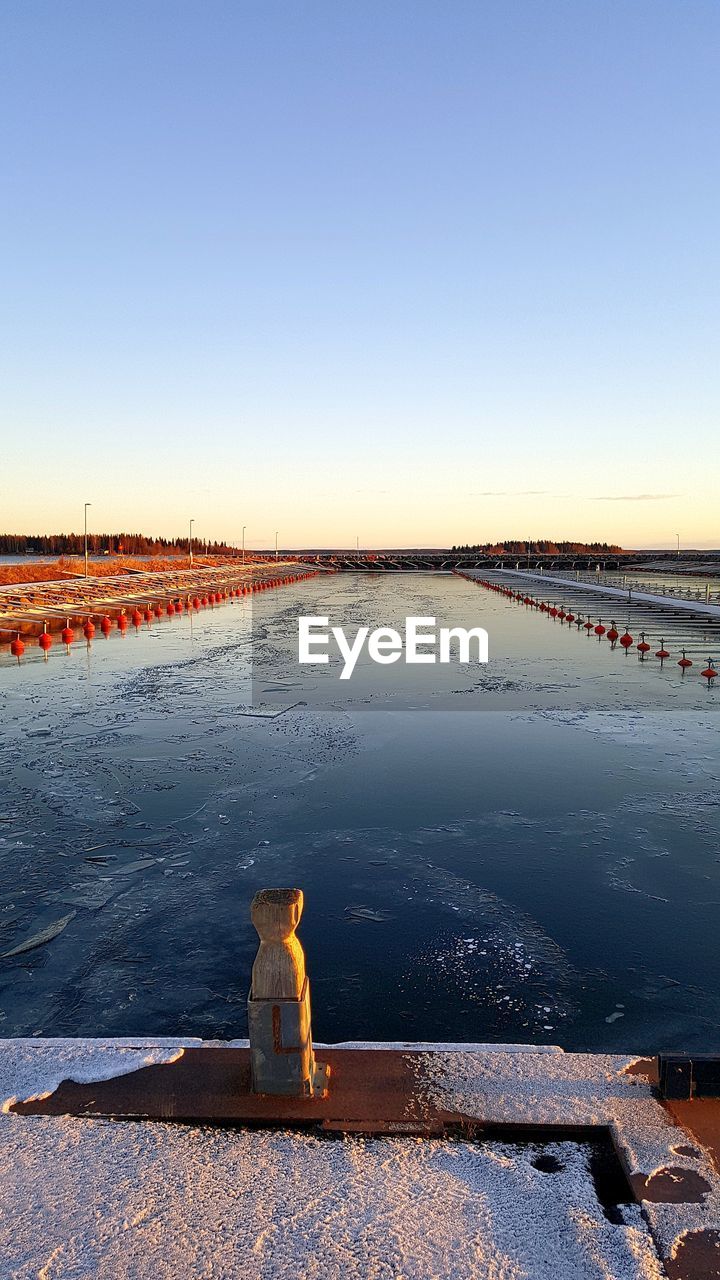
[{"xmin": 270, "ymin": 549, "xmax": 720, "ymax": 573}]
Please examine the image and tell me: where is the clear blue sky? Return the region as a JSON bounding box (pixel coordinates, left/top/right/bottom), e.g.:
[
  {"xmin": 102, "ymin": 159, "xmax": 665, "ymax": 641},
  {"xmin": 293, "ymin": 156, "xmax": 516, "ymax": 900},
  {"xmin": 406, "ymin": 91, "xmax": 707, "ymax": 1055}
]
[{"xmin": 1, "ymin": 1, "xmax": 718, "ymax": 547}]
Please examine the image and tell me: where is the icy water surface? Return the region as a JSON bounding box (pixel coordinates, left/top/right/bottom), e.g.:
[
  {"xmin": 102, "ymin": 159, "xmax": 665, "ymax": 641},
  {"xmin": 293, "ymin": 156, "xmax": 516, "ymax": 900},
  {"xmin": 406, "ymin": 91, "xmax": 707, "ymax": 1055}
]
[{"xmin": 0, "ymin": 573, "xmax": 718, "ymax": 1052}]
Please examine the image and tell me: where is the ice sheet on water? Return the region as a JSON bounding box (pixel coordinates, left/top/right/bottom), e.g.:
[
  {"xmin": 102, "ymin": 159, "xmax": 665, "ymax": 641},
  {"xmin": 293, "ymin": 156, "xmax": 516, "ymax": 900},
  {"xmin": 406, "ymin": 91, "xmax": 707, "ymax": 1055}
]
[
  {"xmin": 53, "ymin": 882, "xmax": 124, "ymax": 911},
  {"xmin": 345, "ymin": 907, "xmax": 393, "ymax": 922},
  {"xmin": 1, "ymin": 911, "xmax": 76, "ymax": 958},
  {"xmin": 527, "ymin": 707, "xmax": 719, "ymax": 749}
]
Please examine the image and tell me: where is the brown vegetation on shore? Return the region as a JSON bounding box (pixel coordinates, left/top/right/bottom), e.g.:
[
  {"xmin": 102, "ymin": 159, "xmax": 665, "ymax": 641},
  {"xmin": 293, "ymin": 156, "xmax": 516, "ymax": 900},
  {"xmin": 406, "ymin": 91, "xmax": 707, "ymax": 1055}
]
[{"xmin": 0, "ymin": 556, "xmax": 248, "ymax": 588}]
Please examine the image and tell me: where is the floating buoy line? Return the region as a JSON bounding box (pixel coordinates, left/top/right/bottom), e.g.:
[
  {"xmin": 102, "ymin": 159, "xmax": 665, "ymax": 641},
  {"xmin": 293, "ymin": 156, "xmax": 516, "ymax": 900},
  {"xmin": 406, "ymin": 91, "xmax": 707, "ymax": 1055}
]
[
  {"xmin": 3, "ymin": 571, "xmax": 320, "ymax": 665},
  {"xmin": 455, "ymin": 572, "xmax": 718, "ymax": 687}
]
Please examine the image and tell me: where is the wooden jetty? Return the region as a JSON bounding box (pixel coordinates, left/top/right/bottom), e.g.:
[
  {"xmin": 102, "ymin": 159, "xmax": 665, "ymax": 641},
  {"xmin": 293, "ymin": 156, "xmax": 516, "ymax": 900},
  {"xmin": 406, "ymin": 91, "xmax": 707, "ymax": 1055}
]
[{"xmin": 0, "ymin": 560, "xmax": 316, "ymax": 640}]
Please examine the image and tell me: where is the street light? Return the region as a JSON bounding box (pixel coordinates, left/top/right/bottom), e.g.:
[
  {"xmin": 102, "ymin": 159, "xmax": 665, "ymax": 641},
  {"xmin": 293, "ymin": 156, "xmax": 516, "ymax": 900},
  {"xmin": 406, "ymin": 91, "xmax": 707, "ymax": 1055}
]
[
  {"xmin": 189, "ymin": 519, "xmax": 195, "ymax": 569},
  {"xmin": 242, "ymin": 525, "xmax": 246, "ymax": 565},
  {"xmin": 84, "ymin": 503, "xmax": 92, "ymax": 578}
]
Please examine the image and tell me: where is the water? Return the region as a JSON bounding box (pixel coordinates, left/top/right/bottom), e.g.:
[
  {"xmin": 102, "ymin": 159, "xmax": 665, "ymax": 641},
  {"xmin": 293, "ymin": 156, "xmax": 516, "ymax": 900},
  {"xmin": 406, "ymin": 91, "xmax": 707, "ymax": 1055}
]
[{"xmin": 0, "ymin": 573, "xmax": 718, "ymax": 1052}]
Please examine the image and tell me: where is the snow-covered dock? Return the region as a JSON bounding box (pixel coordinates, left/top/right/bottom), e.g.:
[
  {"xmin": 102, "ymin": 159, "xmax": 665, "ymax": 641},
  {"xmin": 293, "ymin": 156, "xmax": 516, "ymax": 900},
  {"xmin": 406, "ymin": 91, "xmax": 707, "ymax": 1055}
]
[
  {"xmin": 2, "ymin": 1038, "xmax": 719, "ymax": 1278},
  {"xmin": 488, "ymin": 569, "xmax": 720, "ymax": 620},
  {"xmin": 0, "ymin": 561, "xmax": 316, "ymax": 637}
]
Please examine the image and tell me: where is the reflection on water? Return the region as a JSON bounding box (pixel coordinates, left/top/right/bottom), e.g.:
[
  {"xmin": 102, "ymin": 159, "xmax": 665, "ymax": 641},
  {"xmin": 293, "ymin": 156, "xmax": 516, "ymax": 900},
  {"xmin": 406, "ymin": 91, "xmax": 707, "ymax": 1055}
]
[{"xmin": 0, "ymin": 573, "xmax": 718, "ymax": 1052}]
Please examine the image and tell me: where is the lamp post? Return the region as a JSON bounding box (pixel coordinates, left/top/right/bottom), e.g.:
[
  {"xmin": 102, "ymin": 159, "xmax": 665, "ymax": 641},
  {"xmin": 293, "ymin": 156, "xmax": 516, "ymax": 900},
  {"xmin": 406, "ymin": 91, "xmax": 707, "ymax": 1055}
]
[
  {"xmin": 275, "ymin": 530, "xmax": 278, "ymax": 560},
  {"xmin": 189, "ymin": 519, "xmax": 195, "ymax": 569},
  {"xmin": 84, "ymin": 503, "xmax": 91, "ymax": 577},
  {"xmin": 242, "ymin": 526, "xmax": 246, "ymax": 565}
]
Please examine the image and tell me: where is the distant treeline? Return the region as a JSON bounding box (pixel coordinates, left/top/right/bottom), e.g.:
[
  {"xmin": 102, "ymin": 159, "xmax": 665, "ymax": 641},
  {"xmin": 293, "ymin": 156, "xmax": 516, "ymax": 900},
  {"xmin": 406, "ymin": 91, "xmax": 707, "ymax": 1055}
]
[
  {"xmin": 0, "ymin": 533, "xmax": 238, "ymax": 556},
  {"xmin": 451, "ymin": 540, "xmax": 624, "ymax": 554}
]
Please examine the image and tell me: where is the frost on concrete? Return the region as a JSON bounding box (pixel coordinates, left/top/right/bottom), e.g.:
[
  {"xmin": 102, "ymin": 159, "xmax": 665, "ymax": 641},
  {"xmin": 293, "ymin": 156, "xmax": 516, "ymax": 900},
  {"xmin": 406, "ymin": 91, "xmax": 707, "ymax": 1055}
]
[
  {"xmin": 1, "ymin": 1122, "xmax": 664, "ymax": 1279},
  {"xmin": 0, "ymin": 1037, "xmax": 197, "ymax": 1112},
  {"xmin": 1, "ymin": 1040, "xmax": 719, "ymax": 1276},
  {"xmin": 0, "ymin": 1038, "xmax": 667, "ymax": 1279},
  {"xmin": 419, "ymin": 1048, "xmax": 720, "ymax": 1264}
]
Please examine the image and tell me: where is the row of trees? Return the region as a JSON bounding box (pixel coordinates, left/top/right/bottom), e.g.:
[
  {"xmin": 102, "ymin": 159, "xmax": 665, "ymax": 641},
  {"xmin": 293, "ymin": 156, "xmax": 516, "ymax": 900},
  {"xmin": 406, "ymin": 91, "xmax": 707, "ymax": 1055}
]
[
  {"xmin": 451, "ymin": 540, "xmax": 624, "ymax": 554},
  {"xmin": 0, "ymin": 533, "xmax": 240, "ymax": 556}
]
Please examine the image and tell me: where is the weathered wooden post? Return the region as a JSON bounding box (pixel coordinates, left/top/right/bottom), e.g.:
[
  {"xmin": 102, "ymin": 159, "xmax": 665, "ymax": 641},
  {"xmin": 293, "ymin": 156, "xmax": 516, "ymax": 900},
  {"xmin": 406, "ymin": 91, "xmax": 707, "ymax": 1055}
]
[{"xmin": 248, "ymin": 888, "xmax": 330, "ymax": 1097}]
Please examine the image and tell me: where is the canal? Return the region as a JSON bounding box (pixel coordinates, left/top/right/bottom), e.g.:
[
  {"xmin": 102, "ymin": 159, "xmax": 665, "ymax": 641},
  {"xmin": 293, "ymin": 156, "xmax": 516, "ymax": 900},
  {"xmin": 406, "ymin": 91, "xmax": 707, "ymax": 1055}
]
[{"xmin": 0, "ymin": 572, "xmax": 718, "ymax": 1052}]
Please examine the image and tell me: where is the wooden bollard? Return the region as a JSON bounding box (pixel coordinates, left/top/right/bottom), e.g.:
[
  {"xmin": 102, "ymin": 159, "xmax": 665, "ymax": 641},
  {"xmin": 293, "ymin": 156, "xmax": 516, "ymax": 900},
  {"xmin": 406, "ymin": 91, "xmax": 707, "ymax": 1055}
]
[{"xmin": 248, "ymin": 889, "xmax": 330, "ymax": 1098}]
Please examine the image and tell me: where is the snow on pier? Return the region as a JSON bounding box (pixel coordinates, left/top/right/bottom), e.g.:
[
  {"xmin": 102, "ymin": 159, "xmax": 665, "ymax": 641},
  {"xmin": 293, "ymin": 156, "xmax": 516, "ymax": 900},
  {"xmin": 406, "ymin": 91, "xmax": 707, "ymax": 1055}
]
[
  {"xmin": 1, "ymin": 1038, "xmax": 719, "ymax": 1278},
  {"xmin": 488, "ymin": 569, "xmax": 720, "ymax": 620},
  {"xmin": 0, "ymin": 560, "xmax": 316, "ymax": 638}
]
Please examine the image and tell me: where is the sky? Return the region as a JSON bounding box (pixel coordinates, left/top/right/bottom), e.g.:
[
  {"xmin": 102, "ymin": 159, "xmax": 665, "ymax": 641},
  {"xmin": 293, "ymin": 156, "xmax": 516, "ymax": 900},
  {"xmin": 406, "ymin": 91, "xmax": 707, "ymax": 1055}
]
[{"xmin": 1, "ymin": 1, "xmax": 718, "ymax": 549}]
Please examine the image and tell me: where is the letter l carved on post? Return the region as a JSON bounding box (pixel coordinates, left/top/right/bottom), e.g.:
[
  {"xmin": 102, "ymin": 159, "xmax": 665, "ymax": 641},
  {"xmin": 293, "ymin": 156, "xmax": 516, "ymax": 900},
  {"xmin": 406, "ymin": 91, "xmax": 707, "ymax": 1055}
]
[{"xmin": 247, "ymin": 888, "xmax": 330, "ymax": 1098}]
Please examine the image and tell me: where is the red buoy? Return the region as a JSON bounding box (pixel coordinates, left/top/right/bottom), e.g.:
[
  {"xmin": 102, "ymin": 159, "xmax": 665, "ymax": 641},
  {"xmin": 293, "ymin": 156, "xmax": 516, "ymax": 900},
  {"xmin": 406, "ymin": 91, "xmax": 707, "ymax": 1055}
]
[
  {"xmin": 656, "ymin": 640, "xmax": 669, "ymax": 662},
  {"xmin": 584, "ymin": 619, "xmax": 594, "ymax": 632},
  {"xmin": 131, "ymin": 609, "xmax": 143, "ymax": 629},
  {"xmin": 594, "ymin": 621, "xmax": 606, "ymax": 636},
  {"xmin": 83, "ymin": 619, "xmax": 95, "ymax": 640},
  {"xmin": 118, "ymin": 613, "xmax": 128, "ymax": 631},
  {"xmin": 637, "ymin": 633, "xmax": 650, "ymax": 657},
  {"xmin": 100, "ymin": 616, "xmax": 112, "ymax": 636},
  {"xmin": 61, "ymin": 621, "xmax": 74, "ymax": 647},
  {"xmin": 565, "ymin": 612, "xmax": 575, "ymax": 624},
  {"xmin": 619, "ymin": 631, "xmax": 633, "ymax": 650},
  {"xmin": 678, "ymin": 649, "xmax": 692, "ymax": 671},
  {"xmin": 154, "ymin": 604, "xmax": 162, "ymax": 618},
  {"xmin": 166, "ymin": 602, "xmax": 175, "ymax": 616},
  {"xmin": 39, "ymin": 625, "xmax": 52, "ymax": 655},
  {"xmin": 607, "ymin": 623, "xmax": 619, "ymax": 645},
  {"xmin": 701, "ymin": 659, "xmax": 717, "ymax": 683},
  {"xmin": 10, "ymin": 633, "xmax": 24, "ymax": 661}
]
